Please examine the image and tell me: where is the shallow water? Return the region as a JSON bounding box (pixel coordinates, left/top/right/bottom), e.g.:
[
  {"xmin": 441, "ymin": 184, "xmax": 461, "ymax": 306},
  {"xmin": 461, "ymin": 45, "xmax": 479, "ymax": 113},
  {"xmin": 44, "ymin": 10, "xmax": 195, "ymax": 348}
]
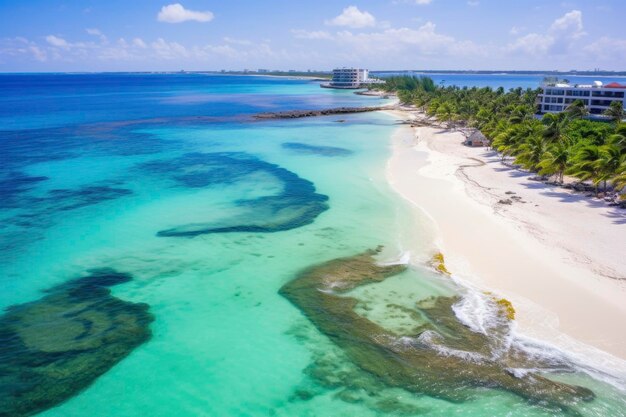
[{"xmin": 1, "ymin": 74, "xmax": 624, "ymax": 416}]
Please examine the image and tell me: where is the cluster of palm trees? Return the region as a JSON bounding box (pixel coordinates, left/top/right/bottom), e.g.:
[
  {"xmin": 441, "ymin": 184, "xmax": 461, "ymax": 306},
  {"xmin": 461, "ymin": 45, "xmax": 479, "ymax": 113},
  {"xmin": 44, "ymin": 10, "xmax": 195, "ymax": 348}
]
[{"xmin": 378, "ymin": 76, "xmax": 626, "ymax": 197}]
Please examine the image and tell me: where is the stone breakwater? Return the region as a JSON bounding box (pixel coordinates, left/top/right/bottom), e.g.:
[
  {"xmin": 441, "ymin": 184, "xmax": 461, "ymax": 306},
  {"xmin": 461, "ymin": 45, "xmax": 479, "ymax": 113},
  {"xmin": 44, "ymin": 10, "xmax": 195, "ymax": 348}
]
[
  {"xmin": 253, "ymin": 106, "xmax": 393, "ymax": 120},
  {"xmin": 279, "ymin": 248, "xmax": 595, "ymax": 414}
]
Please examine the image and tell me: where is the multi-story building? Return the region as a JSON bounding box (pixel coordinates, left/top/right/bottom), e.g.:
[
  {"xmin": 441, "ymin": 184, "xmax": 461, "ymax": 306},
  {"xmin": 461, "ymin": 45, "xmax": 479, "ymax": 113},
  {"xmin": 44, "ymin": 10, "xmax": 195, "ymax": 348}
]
[
  {"xmin": 538, "ymin": 80, "xmax": 626, "ymax": 115},
  {"xmin": 321, "ymin": 68, "xmax": 384, "ymax": 89}
]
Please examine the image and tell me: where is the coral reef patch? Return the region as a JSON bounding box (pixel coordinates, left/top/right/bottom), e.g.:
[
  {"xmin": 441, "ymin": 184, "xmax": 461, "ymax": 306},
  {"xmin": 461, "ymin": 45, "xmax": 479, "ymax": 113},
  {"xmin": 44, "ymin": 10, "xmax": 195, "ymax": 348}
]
[
  {"xmin": 0, "ymin": 269, "xmax": 153, "ymax": 417},
  {"xmin": 281, "ymin": 142, "xmax": 353, "ymax": 157},
  {"xmin": 0, "ymin": 172, "xmax": 49, "ymax": 209},
  {"xmin": 148, "ymin": 152, "xmax": 329, "ymax": 237},
  {"xmin": 279, "ymin": 248, "xmax": 594, "ymax": 413},
  {"xmin": 2, "ymin": 183, "xmax": 132, "ymax": 222}
]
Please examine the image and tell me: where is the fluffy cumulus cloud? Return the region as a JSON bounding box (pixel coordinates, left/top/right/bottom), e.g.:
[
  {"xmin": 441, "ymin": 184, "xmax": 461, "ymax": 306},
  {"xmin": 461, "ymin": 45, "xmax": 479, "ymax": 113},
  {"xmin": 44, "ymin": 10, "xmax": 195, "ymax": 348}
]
[
  {"xmin": 0, "ymin": 31, "xmax": 288, "ymax": 70},
  {"xmin": 507, "ymin": 10, "xmax": 585, "ymax": 56},
  {"xmin": 583, "ymin": 36, "xmax": 626, "ymax": 60},
  {"xmin": 0, "ymin": 37, "xmax": 48, "ymax": 62},
  {"xmin": 507, "ymin": 33, "xmax": 553, "ymax": 55},
  {"xmin": 157, "ymin": 3, "xmax": 214, "ymax": 23},
  {"xmin": 151, "ymin": 38, "xmax": 189, "ymax": 59},
  {"xmin": 291, "ymin": 18, "xmax": 484, "ymax": 65},
  {"xmin": 334, "ymin": 22, "xmax": 484, "ymax": 58},
  {"xmin": 326, "ymin": 6, "xmax": 376, "ymax": 28},
  {"xmin": 86, "ymin": 28, "xmax": 108, "ymax": 43},
  {"xmin": 2, "ymin": 6, "xmax": 626, "ymax": 71},
  {"xmin": 550, "ymin": 10, "xmax": 585, "ymax": 38},
  {"xmin": 45, "ymin": 35, "xmax": 70, "ymax": 48},
  {"xmin": 133, "ymin": 38, "xmax": 147, "ymax": 48}
]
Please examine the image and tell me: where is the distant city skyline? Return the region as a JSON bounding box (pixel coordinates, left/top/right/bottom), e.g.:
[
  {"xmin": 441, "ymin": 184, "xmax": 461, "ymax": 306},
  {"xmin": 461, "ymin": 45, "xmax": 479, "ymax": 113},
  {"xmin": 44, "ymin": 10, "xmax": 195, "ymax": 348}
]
[{"xmin": 0, "ymin": 0, "xmax": 624, "ymax": 72}]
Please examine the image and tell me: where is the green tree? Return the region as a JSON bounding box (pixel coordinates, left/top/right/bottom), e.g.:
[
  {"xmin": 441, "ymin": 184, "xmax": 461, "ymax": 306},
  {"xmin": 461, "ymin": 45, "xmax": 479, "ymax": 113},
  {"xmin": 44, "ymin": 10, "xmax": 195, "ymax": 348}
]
[
  {"xmin": 564, "ymin": 99, "xmax": 588, "ymax": 119},
  {"xmin": 542, "ymin": 112, "xmax": 569, "ymax": 143},
  {"xmin": 538, "ymin": 140, "xmax": 571, "ymax": 183},
  {"xmin": 607, "ymin": 124, "xmax": 626, "ymax": 153},
  {"xmin": 436, "ymin": 102, "xmax": 456, "ymax": 126},
  {"xmin": 515, "ymin": 134, "xmax": 547, "ymax": 171},
  {"xmin": 427, "ymin": 99, "xmax": 441, "ymax": 117},
  {"xmin": 613, "ymin": 161, "xmax": 626, "ymax": 194},
  {"xmin": 568, "ymin": 145, "xmax": 601, "ymax": 192},
  {"xmin": 595, "ymin": 145, "xmax": 625, "ymax": 192},
  {"xmin": 603, "ymin": 101, "xmax": 625, "ymax": 124}
]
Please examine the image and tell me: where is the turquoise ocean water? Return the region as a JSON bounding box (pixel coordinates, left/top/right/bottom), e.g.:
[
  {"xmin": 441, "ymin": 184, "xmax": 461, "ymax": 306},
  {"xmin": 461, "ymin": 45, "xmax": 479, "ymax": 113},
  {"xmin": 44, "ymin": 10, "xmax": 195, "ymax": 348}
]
[{"xmin": 0, "ymin": 74, "xmax": 625, "ymax": 416}]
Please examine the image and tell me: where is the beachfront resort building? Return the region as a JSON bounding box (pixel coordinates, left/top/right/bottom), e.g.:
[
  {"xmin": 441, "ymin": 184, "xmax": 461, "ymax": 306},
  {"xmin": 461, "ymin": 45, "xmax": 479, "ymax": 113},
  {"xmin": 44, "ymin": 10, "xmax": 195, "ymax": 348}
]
[
  {"xmin": 322, "ymin": 68, "xmax": 385, "ymax": 89},
  {"xmin": 538, "ymin": 80, "xmax": 626, "ymax": 115}
]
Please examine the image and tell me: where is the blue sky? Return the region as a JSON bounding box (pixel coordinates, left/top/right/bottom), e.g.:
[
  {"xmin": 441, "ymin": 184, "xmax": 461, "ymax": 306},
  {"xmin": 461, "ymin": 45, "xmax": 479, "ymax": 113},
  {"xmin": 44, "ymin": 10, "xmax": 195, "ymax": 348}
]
[{"xmin": 0, "ymin": 0, "xmax": 624, "ymax": 71}]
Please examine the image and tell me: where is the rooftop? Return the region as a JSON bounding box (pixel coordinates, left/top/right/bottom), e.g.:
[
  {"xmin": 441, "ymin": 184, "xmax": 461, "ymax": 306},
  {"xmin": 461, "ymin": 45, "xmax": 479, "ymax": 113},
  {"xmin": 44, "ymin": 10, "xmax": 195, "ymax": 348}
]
[{"xmin": 542, "ymin": 79, "xmax": 626, "ymax": 89}]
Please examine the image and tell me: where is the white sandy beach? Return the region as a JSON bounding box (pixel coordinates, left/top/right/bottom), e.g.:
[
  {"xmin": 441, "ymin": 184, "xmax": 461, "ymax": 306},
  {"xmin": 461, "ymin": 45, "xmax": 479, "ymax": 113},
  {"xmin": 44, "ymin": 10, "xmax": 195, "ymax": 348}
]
[{"xmin": 384, "ymin": 109, "xmax": 626, "ymax": 364}]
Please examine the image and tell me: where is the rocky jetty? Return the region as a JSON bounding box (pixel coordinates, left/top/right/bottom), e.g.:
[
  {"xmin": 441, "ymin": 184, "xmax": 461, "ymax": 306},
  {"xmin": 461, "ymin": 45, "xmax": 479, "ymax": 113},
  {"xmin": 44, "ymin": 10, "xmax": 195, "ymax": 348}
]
[{"xmin": 253, "ymin": 106, "xmax": 393, "ymax": 120}]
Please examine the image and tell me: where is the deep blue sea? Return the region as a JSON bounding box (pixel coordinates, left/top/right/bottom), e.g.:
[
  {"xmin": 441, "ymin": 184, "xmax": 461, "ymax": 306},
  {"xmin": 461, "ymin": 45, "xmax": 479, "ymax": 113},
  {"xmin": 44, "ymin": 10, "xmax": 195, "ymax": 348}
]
[{"xmin": 0, "ymin": 73, "xmax": 625, "ymax": 417}]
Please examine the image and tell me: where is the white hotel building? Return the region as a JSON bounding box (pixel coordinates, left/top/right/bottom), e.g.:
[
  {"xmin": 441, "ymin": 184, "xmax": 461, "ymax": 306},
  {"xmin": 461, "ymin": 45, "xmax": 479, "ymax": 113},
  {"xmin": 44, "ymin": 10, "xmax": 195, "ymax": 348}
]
[
  {"xmin": 538, "ymin": 80, "xmax": 626, "ymax": 115},
  {"xmin": 322, "ymin": 68, "xmax": 384, "ymax": 89}
]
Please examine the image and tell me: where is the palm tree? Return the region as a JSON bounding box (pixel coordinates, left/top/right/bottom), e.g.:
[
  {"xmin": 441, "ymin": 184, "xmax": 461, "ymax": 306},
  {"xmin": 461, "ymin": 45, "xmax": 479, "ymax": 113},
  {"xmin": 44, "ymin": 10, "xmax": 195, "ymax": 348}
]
[
  {"xmin": 603, "ymin": 101, "xmax": 625, "ymax": 124},
  {"xmin": 595, "ymin": 145, "xmax": 624, "ymax": 192},
  {"xmin": 564, "ymin": 99, "xmax": 588, "ymax": 119},
  {"xmin": 427, "ymin": 99, "xmax": 441, "ymax": 117},
  {"xmin": 542, "ymin": 112, "xmax": 569, "ymax": 143},
  {"xmin": 538, "ymin": 139, "xmax": 571, "ymax": 183},
  {"xmin": 568, "ymin": 145, "xmax": 601, "ymax": 193},
  {"xmin": 613, "ymin": 161, "xmax": 626, "ymax": 194},
  {"xmin": 607, "ymin": 131, "xmax": 626, "ymax": 153},
  {"xmin": 515, "ymin": 134, "xmax": 547, "ymax": 171},
  {"xmin": 508, "ymin": 105, "xmax": 533, "ymax": 124},
  {"xmin": 473, "ymin": 107, "xmax": 493, "ymax": 129},
  {"xmin": 436, "ymin": 102, "xmax": 455, "ymax": 126}
]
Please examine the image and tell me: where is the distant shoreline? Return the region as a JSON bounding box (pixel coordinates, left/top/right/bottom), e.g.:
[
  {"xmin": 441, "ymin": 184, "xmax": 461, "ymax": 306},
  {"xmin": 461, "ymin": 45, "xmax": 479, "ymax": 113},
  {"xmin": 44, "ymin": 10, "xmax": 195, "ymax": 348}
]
[
  {"xmin": 370, "ymin": 70, "xmax": 626, "ymax": 77},
  {"xmin": 2, "ymin": 70, "xmax": 625, "ymax": 78}
]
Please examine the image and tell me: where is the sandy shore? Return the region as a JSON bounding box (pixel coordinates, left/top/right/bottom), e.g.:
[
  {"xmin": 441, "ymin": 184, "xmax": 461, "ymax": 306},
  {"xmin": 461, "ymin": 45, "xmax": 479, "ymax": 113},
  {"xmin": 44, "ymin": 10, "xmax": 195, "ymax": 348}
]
[{"xmin": 384, "ymin": 109, "xmax": 626, "ymax": 364}]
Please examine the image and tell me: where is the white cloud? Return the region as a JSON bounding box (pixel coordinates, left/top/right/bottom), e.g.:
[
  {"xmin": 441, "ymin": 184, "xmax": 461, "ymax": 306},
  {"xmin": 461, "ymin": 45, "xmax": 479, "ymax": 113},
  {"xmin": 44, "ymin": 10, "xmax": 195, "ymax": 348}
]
[
  {"xmin": 507, "ymin": 33, "xmax": 553, "ymax": 55},
  {"xmin": 0, "ymin": 34, "xmax": 293, "ymax": 68},
  {"xmin": 507, "ymin": 10, "xmax": 585, "ymax": 56},
  {"xmin": 86, "ymin": 28, "xmax": 102, "ymax": 36},
  {"xmin": 0, "ymin": 37, "xmax": 47, "ymax": 62},
  {"xmin": 393, "ymin": 0, "xmax": 432, "ymax": 4},
  {"xmin": 583, "ymin": 36, "xmax": 626, "ymax": 59},
  {"xmin": 509, "ymin": 26, "xmax": 525, "ymax": 35},
  {"xmin": 133, "ymin": 38, "xmax": 147, "ymax": 48},
  {"xmin": 45, "ymin": 35, "xmax": 69, "ymax": 48},
  {"xmin": 157, "ymin": 3, "xmax": 214, "ymax": 23},
  {"xmin": 291, "ymin": 30, "xmax": 334, "ymax": 40},
  {"xmin": 333, "ymin": 22, "xmax": 484, "ymax": 58},
  {"xmin": 223, "ymin": 37, "xmax": 252, "ymax": 46},
  {"xmin": 549, "ymin": 9, "xmax": 585, "ymax": 38},
  {"xmin": 326, "ymin": 6, "xmax": 376, "ymax": 28},
  {"xmin": 29, "ymin": 45, "xmax": 47, "ymax": 62},
  {"xmin": 151, "ymin": 37, "xmax": 189, "ymax": 58},
  {"xmin": 86, "ymin": 28, "xmax": 108, "ymax": 44},
  {"xmin": 467, "ymin": 1, "xmax": 479, "ymax": 6}
]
